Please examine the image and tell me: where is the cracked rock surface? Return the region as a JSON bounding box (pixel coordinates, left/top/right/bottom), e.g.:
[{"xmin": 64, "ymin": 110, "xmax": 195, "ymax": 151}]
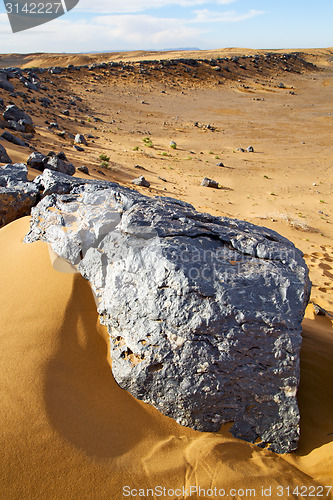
[
  {"xmin": 0, "ymin": 163, "xmax": 39, "ymax": 227},
  {"xmin": 24, "ymin": 171, "xmax": 311, "ymax": 453}
]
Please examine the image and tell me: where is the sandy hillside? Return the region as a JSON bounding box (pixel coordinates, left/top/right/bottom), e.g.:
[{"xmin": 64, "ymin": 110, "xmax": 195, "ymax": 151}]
[{"xmin": 0, "ymin": 48, "xmax": 333, "ymax": 498}]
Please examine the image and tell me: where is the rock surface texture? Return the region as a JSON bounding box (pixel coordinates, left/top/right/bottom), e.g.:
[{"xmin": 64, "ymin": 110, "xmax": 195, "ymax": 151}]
[
  {"xmin": 0, "ymin": 163, "xmax": 39, "ymax": 227},
  {"xmin": 24, "ymin": 171, "xmax": 311, "ymax": 453}
]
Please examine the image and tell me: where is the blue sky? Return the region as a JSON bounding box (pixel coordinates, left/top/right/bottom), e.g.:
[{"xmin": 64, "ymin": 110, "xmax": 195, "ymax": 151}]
[{"xmin": 0, "ymin": 0, "xmax": 332, "ymax": 53}]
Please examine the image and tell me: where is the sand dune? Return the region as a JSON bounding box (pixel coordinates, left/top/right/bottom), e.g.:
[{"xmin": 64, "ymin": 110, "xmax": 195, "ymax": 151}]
[{"xmin": 0, "ymin": 217, "xmax": 332, "ymax": 498}]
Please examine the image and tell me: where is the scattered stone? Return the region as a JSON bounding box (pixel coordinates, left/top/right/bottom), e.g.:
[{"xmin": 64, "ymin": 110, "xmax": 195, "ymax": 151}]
[
  {"xmin": 0, "ymin": 143, "xmax": 12, "ymax": 163},
  {"xmin": 73, "ymin": 145, "xmax": 84, "ymax": 152},
  {"xmin": 77, "ymin": 166, "xmax": 89, "ymax": 175},
  {"xmin": 216, "ymin": 162, "xmax": 225, "ymax": 167},
  {"xmin": 311, "ymin": 301, "xmax": 333, "ymax": 318},
  {"xmin": 27, "ymin": 151, "xmax": 75, "ymax": 175},
  {"xmin": 27, "ymin": 152, "xmax": 46, "ymax": 170},
  {"xmin": 74, "ymin": 133, "xmax": 87, "ymax": 145},
  {"xmin": 132, "ymin": 175, "xmax": 150, "ymax": 187},
  {"xmin": 39, "ymin": 97, "xmax": 51, "ymax": 107},
  {"xmin": 49, "ymin": 67, "xmax": 62, "ymax": 74},
  {"xmin": 247, "ymin": 146, "xmax": 254, "ymax": 153},
  {"xmin": 158, "ymin": 176, "xmax": 167, "ymax": 182},
  {"xmin": 57, "ymin": 152, "xmax": 67, "ymax": 161},
  {"xmin": 201, "ymin": 177, "xmax": 219, "ymax": 188},
  {"xmin": 0, "ymin": 163, "xmax": 39, "ymax": 227},
  {"xmin": 237, "ymin": 148, "xmax": 245, "ymax": 152},
  {"xmin": 1, "ymin": 131, "xmax": 28, "ymax": 147},
  {"xmin": 23, "ymin": 171, "xmax": 311, "ymax": 453},
  {"xmin": 49, "ymin": 122, "xmax": 59, "ymax": 129},
  {"xmin": 62, "ymin": 109, "xmax": 70, "ymax": 116}
]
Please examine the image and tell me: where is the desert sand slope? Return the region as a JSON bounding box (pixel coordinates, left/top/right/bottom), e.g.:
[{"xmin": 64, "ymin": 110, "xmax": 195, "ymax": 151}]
[{"xmin": 0, "ymin": 217, "xmax": 332, "ymax": 499}]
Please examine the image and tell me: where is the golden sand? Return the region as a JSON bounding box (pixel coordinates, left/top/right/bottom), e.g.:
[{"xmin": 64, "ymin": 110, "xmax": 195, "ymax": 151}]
[{"xmin": 0, "ymin": 217, "xmax": 332, "ymax": 499}]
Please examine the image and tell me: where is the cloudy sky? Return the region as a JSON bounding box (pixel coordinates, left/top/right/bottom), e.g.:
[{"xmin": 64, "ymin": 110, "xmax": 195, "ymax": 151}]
[{"xmin": 0, "ymin": 0, "xmax": 332, "ymax": 53}]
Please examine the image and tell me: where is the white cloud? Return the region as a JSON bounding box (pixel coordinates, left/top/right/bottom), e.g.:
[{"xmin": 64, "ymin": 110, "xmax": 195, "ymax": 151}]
[
  {"xmin": 93, "ymin": 14, "xmax": 203, "ymax": 45},
  {"xmin": 0, "ymin": 14, "xmax": 203, "ymax": 53},
  {"xmin": 76, "ymin": 0, "xmax": 237, "ymax": 14},
  {"xmin": 191, "ymin": 8, "xmax": 264, "ymax": 23}
]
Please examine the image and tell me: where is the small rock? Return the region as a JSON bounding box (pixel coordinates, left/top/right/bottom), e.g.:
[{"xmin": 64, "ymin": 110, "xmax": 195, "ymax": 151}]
[
  {"xmin": 74, "ymin": 133, "xmax": 87, "ymax": 145},
  {"xmin": 73, "ymin": 145, "xmax": 84, "ymax": 152},
  {"xmin": 132, "ymin": 175, "xmax": 150, "ymax": 187},
  {"xmin": 247, "ymin": 146, "xmax": 254, "ymax": 153},
  {"xmin": 77, "ymin": 166, "xmax": 89, "ymax": 175},
  {"xmin": 62, "ymin": 109, "xmax": 70, "ymax": 116},
  {"xmin": 201, "ymin": 177, "xmax": 219, "ymax": 188},
  {"xmin": 216, "ymin": 162, "xmax": 225, "ymax": 167},
  {"xmin": 27, "ymin": 152, "xmax": 46, "ymax": 171}
]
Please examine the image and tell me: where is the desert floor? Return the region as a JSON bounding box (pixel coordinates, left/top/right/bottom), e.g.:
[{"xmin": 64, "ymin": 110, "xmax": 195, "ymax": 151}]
[{"xmin": 0, "ymin": 48, "xmax": 332, "ymax": 499}]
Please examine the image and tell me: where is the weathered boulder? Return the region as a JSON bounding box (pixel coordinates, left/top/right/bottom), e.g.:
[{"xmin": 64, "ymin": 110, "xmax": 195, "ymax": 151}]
[
  {"xmin": 0, "ymin": 78, "xmax": 14, "ymax": 93},
  {"xmin": 3, "ymin": 105, "xmax": 33, "ymax": 125},
  {"xmin": 0, "ymin": 163, "xmax": 39, "ymax": 227},
  {"xmin": 0, "ymin": 143, "xmax": 12, "ymax": 163},
  {"xmin": 1, "ymin": 131, "xmax": 28, "ymax": 147},
  {"xmin": 6, "ymin": 119, "xmax": 35, "ymax": 134},
  {"xmin": 24, "ymin": 174, "xmax": 311, "ymax": 453}
]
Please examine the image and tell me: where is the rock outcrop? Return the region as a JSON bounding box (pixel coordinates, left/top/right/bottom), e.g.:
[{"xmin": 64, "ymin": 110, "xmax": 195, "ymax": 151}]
[
  {"xmin": 24, "ymin": 171, "xmax": 311, "ymax": 453},
  {"xmin": 0, "ymin": 163, "xmax": 39, "ymax": 227},
  {"xmin": 0, "ymin": 143, "xmax": 12, "ymax": 163}
]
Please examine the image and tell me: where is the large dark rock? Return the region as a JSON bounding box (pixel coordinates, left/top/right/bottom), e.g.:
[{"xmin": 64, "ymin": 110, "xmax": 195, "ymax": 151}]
[
  {"xmin": 0, "ymin": 143, "xmax": 12, "ymax": 163},
  {"xmin": 1, "ymin": 131, "xmax": 27, "ymax": 147},
  {"xmin": 32, "ymin": 168, "xmax": 119, "ymax": 196},
  {"xmin": 23, "ymin": 172, "xmax": 311, "ymax": 453},
  {"xmin": 0, "ymin": 78, "xmax": 14, "ymax": 93},
  {"xmin": 3, "ymin": 105, "xmax": 33, "ymax": 125},
  {"xmin": 43, "ymin": 156, "xmax": 76, "ymax": 176},
  {"xmin": 0, "ymin": 163, "xmax": 39, "ymax": 227}
]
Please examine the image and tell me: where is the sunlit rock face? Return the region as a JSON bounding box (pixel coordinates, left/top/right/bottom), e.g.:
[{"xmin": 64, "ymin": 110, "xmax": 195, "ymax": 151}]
[{"xmin": 24, "ymin": 171, "xmax": 311, "ymax": 453}]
